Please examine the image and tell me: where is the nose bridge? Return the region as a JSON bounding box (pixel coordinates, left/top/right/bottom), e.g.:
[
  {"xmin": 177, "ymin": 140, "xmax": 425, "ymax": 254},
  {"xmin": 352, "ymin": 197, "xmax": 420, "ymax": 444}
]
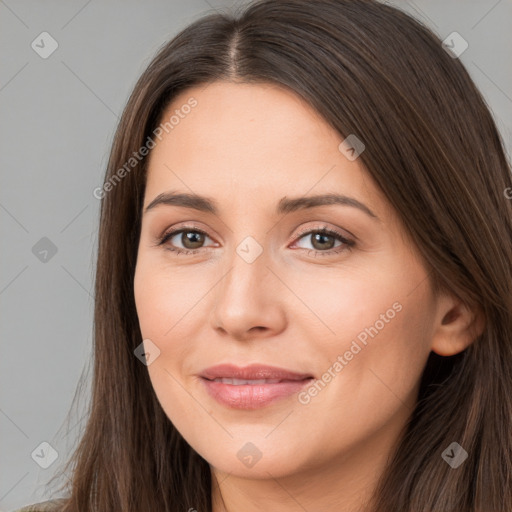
[
  {"xmin": 210, "ymin": 230, "xmax": 283, "ymax": 337},
  {"xmin": 218, "ymin": 233, "xmax": 269, "ymax": 307},
  {"xmin": 219, "ymin": 206, "xmax": 272, "ymax": 291}
]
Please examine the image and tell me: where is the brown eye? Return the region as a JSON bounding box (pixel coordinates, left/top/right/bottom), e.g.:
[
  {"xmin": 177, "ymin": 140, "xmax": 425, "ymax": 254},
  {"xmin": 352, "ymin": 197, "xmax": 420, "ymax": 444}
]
[
  {"xmin": 309, "ymin": 232, "xmax": 336, "ymax": 250},
  {"xmin": 293, "ymin": 227, "xmax": 354, "ymax": 255},
  {"xmin": 158, "ymin": 227, "xmax": 214, "ymax": 254},
  {"xmin": 179, "ymin": 231, "xmax": 205, "ymax": 249}
]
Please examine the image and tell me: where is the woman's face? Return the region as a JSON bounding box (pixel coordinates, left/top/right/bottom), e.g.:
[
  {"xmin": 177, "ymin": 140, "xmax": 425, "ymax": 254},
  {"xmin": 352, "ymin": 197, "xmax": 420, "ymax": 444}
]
[{"xmin": 134, "ymin": 81, "xmax": 441, "ymax": 481}]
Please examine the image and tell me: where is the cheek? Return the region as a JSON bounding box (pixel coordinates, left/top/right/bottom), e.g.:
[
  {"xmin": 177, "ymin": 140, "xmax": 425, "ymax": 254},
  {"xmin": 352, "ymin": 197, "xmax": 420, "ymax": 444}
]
[
  {"xmin": 293, "ymin": 293, "xmax": 434, "ymax": 466},
  {"xmin": 133, "ymin": 263, "xmax": 203, "ymax": 433},
  {"xmin": 133, "ymin": 273, "xmax": 171, "ymax": 340},
  {"xmin": 133, "ymin": 258, "xmax": 213, "ymax": 400},
  {"xmin": 289, "ymin": 256, "xmax": 435, "ymax": 413},
  {"xmin": 277, "ymin": 258, "xmax": 410, "ymax": 356},
  {"xmin": 321, "ymin": 286, "xmax": 434, "ymax": 419},
  {"xmin": 134, "ymin": 257, "xmax": 210, "ymax": 339}
]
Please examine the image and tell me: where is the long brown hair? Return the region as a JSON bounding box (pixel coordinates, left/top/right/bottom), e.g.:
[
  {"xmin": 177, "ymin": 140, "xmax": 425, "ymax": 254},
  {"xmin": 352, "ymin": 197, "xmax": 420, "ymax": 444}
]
[{"xmin": 46, "ymin": 0, "xmax": 512, "ymax": 510}]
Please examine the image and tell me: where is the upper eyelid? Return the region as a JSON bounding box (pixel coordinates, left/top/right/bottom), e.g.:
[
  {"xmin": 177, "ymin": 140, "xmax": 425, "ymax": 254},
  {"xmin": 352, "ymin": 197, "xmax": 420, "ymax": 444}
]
[{"xmin": 294, "ymin": 224, "xmax": 354, "ymax": 240}]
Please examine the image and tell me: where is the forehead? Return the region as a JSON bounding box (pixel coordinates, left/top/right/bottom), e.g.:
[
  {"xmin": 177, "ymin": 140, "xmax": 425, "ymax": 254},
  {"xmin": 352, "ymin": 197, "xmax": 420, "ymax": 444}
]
[
  {"xmin": 144, "ymin": 81, "xmax": 386, "ymax": 219},
  {"xmin": 151, "ymin": 80, "xmax": 337, "ymax": 160}
]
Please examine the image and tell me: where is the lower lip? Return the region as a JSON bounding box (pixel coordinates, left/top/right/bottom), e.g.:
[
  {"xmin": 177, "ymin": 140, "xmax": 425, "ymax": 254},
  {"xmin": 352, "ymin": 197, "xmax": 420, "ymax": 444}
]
[{"xmin": 201, "ymin": 377, "xmax": 313, "ymax": 410}]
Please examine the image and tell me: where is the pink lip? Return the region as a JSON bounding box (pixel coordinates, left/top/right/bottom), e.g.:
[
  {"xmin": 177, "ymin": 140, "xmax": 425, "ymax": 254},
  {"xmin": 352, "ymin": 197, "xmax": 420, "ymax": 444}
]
[
  {"xmin": 199, "ymin": 363, "xmax": 314, "ymax": 410},
  {"xmin": 200, "ymin": 363, "xmax": 313, "ymax": 381}
]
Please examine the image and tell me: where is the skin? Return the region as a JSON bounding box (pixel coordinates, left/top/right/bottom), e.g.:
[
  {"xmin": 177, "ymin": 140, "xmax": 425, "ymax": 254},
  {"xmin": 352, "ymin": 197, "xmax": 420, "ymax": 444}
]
[{"xmin": 133, "ymin": 81, "xmax": 480, "ymax": 512}]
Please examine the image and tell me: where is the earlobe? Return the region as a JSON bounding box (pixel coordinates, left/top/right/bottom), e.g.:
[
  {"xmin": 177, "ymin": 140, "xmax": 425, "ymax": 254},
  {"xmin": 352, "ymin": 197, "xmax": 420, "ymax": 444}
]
[{"xmin": 430, "ymin": 295, "xmax": 485, "ymax": 357}]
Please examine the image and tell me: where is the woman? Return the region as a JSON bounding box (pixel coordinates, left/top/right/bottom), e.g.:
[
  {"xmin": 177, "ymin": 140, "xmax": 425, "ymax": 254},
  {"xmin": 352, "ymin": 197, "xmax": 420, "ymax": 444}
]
[{"xmin": 16, "ymin": 0, "xmax": 512, "ymax": 510}]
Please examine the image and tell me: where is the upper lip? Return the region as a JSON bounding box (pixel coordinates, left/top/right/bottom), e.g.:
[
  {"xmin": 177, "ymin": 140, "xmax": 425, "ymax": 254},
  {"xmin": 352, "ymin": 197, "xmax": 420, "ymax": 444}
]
[{"xmin": 200, "ymin": 363, "xmax": 314, "ymax": 381}]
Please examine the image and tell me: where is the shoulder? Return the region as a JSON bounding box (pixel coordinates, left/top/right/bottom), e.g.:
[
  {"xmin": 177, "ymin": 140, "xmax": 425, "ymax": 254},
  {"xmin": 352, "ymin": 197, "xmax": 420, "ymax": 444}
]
[{"xmin": 12, "ymin": 498, "xmax": 67, "ymax": 512}]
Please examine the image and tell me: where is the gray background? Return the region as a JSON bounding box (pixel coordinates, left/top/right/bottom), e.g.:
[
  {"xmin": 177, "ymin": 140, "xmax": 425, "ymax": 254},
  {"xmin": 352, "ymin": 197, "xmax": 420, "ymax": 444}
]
[{"xmin": 1, "ymin": 0, "xmax": 511, "ymax": 510}]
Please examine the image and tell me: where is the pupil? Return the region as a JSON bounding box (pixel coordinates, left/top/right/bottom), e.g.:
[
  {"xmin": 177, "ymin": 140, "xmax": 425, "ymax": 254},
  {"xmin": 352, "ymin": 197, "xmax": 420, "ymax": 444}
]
[
  {"xmin": 183, "ymin": 231, "xmax": 204, "ymax": 249},
  {"xmin": 313, "ymin": 233, "xmax": 334, "ymax": 250}
]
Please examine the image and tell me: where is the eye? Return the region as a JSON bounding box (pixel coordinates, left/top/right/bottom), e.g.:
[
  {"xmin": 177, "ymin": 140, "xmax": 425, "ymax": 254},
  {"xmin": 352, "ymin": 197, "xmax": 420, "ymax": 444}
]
[
  {"xmin": 156, "ymin": 225, "xmax": 216, "ymax": 255},
  {"xmin": 155, "ymin": 224, "xmax": 355, "ymax": 256},
  {"xmin": 291, "ymin": 225, "xmax": 355, "ymax": 256}
]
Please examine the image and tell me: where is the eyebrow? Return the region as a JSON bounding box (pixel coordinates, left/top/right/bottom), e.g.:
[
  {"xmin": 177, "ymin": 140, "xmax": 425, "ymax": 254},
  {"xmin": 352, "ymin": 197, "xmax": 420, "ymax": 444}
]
[{"xmin": 144, "ymin": 191, "xmax": 379, "ymax": 220}]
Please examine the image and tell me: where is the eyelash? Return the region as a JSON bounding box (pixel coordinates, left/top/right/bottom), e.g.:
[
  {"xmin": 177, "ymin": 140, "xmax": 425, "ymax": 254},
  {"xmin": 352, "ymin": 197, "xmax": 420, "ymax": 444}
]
[{"xmin": 156, "ymin": 224, "xmax": 355, "ymax": 257}]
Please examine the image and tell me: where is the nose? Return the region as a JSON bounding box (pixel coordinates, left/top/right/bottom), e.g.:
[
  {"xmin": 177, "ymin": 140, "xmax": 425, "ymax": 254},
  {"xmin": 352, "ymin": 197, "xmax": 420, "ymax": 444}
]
[{"xmin": 210, "ymin": 242, "xmax": 287, "ymax": 342}]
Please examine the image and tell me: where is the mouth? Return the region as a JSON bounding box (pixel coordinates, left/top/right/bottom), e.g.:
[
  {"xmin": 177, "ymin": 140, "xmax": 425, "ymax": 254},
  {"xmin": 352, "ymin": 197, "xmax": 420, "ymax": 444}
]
[
  {"xmin": 200, "ymin": 363, "xmax": 314, "ymax": 382},
  {"xmin": 199, "ymin": 364, "xmax": 314, "ymax": 409},
  {"xmin": 205, "ymin": 377, "xmax": 312, "ymax": 385}
]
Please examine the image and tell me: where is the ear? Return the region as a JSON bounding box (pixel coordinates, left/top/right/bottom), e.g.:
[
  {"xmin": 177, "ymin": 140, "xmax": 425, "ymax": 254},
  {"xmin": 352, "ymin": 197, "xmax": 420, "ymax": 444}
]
[{"xmin": 430, "ymin": 293, "xmax": 485, "ymax": 356}]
